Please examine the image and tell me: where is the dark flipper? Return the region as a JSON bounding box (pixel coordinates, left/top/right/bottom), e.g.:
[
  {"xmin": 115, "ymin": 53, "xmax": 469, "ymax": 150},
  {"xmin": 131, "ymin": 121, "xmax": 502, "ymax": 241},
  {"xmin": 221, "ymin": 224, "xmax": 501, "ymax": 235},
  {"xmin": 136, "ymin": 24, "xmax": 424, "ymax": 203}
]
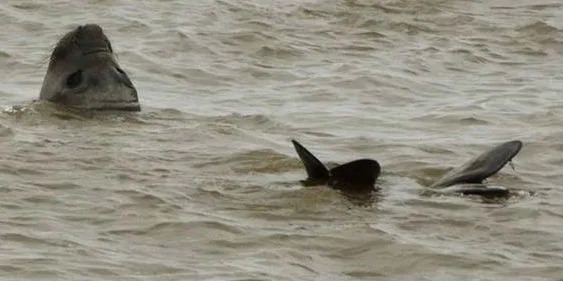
[
  {"xmin": 430, "ymin": 140, "xmax": 523, "ymax": 189},
  {"xmin": 329, "ymin": 159, "xmax": 381, "ymax": 187},
  {"xmin": 291, "ymin": 139, "xmax": 381, "ymax": 192},
  {"xmin": 292, "ymin": 139, "xmax": 329, "ymax": 185}
]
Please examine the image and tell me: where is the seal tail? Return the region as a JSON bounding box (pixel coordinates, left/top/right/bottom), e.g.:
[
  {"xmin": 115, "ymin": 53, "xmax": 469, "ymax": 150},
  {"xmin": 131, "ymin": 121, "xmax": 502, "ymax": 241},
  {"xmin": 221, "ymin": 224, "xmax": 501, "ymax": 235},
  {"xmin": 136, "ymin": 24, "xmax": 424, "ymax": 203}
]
[
  {"xmin": 292, "ymin": 139, "xmax": 329, "ymax": 183},
  {"xmin": 329, "ymin": 159, "xmax": 381, "ymax": 187}
]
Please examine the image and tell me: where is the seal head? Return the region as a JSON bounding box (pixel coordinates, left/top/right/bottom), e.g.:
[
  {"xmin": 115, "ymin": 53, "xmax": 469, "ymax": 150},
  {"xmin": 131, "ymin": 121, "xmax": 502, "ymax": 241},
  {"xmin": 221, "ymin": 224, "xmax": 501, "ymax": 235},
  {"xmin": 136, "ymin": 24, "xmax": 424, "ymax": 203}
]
[{"xmin": 39, "ymin": 24, "xmax": 140, "ymax": 111}]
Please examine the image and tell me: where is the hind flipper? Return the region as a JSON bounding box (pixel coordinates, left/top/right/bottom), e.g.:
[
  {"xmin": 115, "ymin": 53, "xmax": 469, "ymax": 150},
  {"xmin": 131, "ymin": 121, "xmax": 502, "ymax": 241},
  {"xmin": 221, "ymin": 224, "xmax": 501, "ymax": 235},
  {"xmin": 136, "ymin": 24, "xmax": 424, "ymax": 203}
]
[
  {"xmin": 292, "ymin": 139, "xmax": 329, "ymax": 184},
  {"xmin": 430, "ymin": 140, "xmax": 523, "ymax": 188},
  {"xmin": 328, "ymin": 159, "xmax": 381, "ymax": 192}
]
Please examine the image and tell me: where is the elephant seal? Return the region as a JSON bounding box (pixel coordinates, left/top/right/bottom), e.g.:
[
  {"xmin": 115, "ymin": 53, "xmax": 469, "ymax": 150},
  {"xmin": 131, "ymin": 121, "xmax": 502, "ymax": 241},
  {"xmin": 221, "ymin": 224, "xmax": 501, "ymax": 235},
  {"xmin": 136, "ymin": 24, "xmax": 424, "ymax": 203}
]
[
  {"xmin": 39, "ymin": 24, "xmax": 140, "ymax": 111},
  {"xmin": 291, "ymin": 139, "xmax": 381, "ymax": 193},
  {"xmin": 291, "ymin": 139, "xmax": 523, "ymax": 197}
]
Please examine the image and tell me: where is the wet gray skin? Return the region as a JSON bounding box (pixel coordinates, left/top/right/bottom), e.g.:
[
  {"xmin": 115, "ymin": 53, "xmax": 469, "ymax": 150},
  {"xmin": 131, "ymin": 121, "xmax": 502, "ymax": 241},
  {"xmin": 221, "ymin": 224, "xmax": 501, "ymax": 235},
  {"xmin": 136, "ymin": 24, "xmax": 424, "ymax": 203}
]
[
  {"xmin": 39, "ymin": 24, "xmax": 140, "ymax": 111},
  {"xmin": 429, "ymin": 140, "xmax": 523, "ymax": 197}
]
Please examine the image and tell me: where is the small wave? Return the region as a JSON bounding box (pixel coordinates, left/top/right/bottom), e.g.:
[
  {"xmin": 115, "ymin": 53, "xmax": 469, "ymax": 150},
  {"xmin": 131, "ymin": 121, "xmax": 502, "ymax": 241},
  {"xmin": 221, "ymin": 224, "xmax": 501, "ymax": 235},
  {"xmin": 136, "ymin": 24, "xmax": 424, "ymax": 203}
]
[
  {"xmin": 104, "ymin": 220, "xmax": 244, "ymax": 237},
  {"xmin": 10, "ymin": 3, "xmax": 44, "ymax": 10},
  {"xmin": 207, "ymin": 113, "xmax": 292, "ymax": 134},
  {"xmin": 2, "ymin": 100, "xmax": 159, "ymax": 127},
  {"xmin": 2, "ymin": 101, "xmax": 94, "ymax": 122},
  {"xmin": 343, "ymin": 0, "xmax": 442, "ymax": 15},
  {"xmin": 0, "ymin": 122, "xmax": 13, "ymax": 137},
  {"xmin": 459, "ymin": 117, "xmax": 489, "ymax": 125},
  {"xmin": 353, "ymin": 30, "xmax": 386, "ymax": 39},
  {"xmin": 0, "ymin": 232, "xmax": 81, "ymax": 248},
  {"xmin": 194, "ymin": 148, "xmax": 297, "ymax": 174},
  {"xmin": 253, "ymin": 45, "xmax": 304, "ymax": 60},
  {"xmin": 448, "ymin": 48, "xmax": 491, "ymax": 64},
  {"xmin": 517, "ymin": 21, "xmax": 561, "ymax": 34},
  {"xmin": 0, "ymin": 50, "xmax": 10, "ymax": 58},
  {"xmin": 512, "ymin": 21, "xmax": 563, "ymax": 55},
  {"xmin": 0, "ymin": 164, "xmax": 47, "ymax": 176}
]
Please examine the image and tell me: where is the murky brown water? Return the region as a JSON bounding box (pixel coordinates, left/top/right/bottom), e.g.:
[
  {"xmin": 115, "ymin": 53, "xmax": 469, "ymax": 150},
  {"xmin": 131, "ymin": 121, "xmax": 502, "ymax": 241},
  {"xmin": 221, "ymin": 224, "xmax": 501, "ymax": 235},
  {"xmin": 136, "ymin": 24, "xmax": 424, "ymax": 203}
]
[{"xmin": 1, "ymin": 0, "xmax": 562, "ymax": 280}]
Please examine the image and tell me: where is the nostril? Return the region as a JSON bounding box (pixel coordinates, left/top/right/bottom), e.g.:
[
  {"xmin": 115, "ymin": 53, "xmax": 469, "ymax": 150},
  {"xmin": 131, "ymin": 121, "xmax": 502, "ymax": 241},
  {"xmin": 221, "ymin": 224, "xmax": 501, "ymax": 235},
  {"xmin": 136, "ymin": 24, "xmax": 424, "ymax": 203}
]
[{"xmin": 66, "ymin": 70, "xmax": 83, "ymax": 89}]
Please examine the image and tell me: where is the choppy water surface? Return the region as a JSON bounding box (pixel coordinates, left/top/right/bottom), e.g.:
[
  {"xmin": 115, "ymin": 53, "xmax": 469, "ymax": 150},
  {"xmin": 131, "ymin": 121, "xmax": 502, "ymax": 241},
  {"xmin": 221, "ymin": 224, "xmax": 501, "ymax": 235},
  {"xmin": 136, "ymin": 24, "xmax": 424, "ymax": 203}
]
[{"xmin": 0, "ymin": 0, "xmax": 562, "ymax": 280}]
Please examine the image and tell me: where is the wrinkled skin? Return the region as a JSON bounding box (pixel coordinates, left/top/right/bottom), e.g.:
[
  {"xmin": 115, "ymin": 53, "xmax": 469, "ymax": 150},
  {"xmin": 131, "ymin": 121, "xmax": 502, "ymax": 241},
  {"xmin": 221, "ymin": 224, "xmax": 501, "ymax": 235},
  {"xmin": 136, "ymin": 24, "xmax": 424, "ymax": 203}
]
[{"xmin": 39, "ymin": 24, "xmax": 140, "ymax": 111}]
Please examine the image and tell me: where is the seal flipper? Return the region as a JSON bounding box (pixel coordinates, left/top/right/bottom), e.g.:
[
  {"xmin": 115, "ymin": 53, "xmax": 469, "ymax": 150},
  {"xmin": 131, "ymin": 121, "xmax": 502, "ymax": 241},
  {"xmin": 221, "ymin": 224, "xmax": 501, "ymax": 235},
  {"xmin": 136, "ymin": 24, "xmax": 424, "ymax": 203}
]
[
  {"xmin": 292, "ymin": 139, "xmax": 330, "ymax": 185},
  {"xmin": 430, "ymin": 140, "xmax": 523, "ymax": 189},
  {"xmin": 328, "ymin": 159, "xmax": 381, "ymax": 192}
]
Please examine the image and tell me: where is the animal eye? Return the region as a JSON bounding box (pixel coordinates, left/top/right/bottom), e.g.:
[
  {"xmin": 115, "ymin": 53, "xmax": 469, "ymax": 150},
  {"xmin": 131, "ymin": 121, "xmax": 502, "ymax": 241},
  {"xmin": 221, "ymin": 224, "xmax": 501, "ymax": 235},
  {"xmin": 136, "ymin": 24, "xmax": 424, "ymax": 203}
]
[{"xmin": 66, "ymin": 70, "xmax": 83, "ymax": 89}]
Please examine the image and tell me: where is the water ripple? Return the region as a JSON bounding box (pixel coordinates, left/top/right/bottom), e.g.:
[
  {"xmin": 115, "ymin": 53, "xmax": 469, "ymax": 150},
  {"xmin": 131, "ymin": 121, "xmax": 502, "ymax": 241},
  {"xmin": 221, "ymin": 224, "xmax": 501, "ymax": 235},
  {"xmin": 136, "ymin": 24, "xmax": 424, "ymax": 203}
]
[{"xmin": 0, "ymin": 0, "xmax": 561, "ymax": 280}]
